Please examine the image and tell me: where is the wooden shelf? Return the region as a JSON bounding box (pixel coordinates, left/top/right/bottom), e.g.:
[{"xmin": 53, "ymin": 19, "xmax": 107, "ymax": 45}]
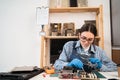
[
  {"xmin": 44, "ymin": 36, "xmax": 100, "ymax": 39},
  {"xmin": 49, "ymin": 7, "xmax": 99, "ymax": 13},
  {"xmin": 45, "ymin": 36, "xmax": 77, "ymax": 39}
]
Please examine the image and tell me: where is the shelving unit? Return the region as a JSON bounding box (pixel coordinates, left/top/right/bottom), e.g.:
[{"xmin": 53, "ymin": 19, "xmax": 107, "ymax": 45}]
[{"xmin": 40, "ymin": 5, "xmax": 103, "ymax": 68}]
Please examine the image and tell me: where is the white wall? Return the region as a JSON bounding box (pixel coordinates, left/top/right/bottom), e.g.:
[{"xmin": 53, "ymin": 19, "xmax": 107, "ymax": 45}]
[
  {"xmin": 0, "ymin": 0, "xmax": 111, "ymax": 72},
  {"xmin": 0, "ymin": 0, "xmax": 48, "ymax": 72}
]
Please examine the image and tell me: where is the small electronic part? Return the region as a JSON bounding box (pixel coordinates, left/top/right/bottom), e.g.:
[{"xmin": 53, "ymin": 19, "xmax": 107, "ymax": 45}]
[{"xmin": 62, "ymin": 66, "xmax": 74, "ymax": 73}]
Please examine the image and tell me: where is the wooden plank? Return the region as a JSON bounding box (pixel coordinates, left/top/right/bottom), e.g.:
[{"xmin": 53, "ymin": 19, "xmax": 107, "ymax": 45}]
[
  {"xmin": 44, "ymin": 36, "xmax": 100, "ymax": 39},
  {"xmin": 50, "ymin": 7, "xmax": 99, "ymax": 13},
  {"xmin": 99, "ymin": 5, "xmax": 104, "ymax": 49},
  {"xmin": 40, "ymin": 36, "xmax": 44, "ymax": 68}
]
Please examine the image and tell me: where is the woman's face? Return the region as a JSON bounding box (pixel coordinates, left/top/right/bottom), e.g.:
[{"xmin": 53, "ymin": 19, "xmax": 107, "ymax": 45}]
[{"xmin": 79, "ymin": 31, "xmax": 94, "ymax": 49}]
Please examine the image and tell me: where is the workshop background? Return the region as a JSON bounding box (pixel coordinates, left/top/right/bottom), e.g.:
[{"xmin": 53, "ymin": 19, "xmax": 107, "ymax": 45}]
[{"xmin": 0, "ymin": 0, "xmax": 112, "ymax": 72}]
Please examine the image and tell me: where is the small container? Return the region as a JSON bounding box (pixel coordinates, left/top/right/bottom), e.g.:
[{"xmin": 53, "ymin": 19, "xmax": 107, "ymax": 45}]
[
  {"xmin": 77, "ymin": 0, "xmax": 88, "ymax": 7},
  {"xmin": 44, "ymin": 66, "xmax": 55, "ymax": 74},
  {"xmin": 45, "ymin": 68, "xmax": 55, "ymax": 74}
]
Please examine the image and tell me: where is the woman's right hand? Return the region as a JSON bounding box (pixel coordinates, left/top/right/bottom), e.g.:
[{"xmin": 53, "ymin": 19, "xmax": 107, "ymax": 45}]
[{"xmin": 67, "ymin": 58, "xmax": 83, "ymax": 69}]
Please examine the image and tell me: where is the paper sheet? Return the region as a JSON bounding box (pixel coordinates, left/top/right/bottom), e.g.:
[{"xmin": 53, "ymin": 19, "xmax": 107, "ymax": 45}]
[{"xmin": 36, "ymin": 6, "xmax": 49, "ymax": 25}]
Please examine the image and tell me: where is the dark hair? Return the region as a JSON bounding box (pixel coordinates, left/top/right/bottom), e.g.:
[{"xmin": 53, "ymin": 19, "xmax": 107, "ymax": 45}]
[{"xmin": 78, "ymin": 23, "xmax": 97, "ymax": 36}]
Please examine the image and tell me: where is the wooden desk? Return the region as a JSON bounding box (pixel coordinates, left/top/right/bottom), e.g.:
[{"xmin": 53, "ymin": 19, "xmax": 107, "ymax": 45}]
[{"xmin": 30, "ymin": 72, "xmax": 120, "ymax": 80}]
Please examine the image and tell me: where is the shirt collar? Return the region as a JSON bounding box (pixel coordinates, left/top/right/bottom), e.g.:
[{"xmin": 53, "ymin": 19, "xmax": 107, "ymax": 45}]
[
  {"xmin": 75, "ymin": 40, "xmax": 96, "ymax": 54},
  {"xmin": 90, "ymin": 45, "xmax": 96, "ymax": 54}
]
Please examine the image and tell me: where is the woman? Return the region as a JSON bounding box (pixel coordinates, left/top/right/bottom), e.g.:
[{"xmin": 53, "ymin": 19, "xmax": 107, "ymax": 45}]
[{"xmin": 54, "ymin": 23, "xmax": 117, "ymax": 72}]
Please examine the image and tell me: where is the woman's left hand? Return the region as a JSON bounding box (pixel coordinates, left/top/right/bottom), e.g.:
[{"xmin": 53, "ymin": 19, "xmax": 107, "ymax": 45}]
[{"xmin": 89, "ymin": 58, "xmax": 102, "ymax": 69}]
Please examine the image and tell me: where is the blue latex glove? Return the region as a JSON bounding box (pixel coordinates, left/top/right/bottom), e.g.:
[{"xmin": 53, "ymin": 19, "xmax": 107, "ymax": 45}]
[
  {"xmin": 89, "ymin": 58, "xmax": 102, "ymax": 69},
  {"xmin": 67, "ymin": 58, "xmax": 83, "ymax": 69}
]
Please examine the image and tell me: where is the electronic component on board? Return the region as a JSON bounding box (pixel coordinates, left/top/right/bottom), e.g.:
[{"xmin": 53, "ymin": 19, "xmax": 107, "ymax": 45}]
[{"xmin": 58, "ymin": 66, "xmax": 99, "ymax": 80}]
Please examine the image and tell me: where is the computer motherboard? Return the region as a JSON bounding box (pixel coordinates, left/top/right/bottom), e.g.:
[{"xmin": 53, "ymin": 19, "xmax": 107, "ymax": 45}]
[{"xmin": 57, "ymin": 66, "xmax": 105, "ymax": 80}]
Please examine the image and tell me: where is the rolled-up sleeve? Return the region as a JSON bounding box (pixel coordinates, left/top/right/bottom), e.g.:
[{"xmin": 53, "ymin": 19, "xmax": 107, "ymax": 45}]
[
  {"xmin": 54, "ymin": 41, "xmax": 73, "ymax": 70},
  {"xmin": 101, "ymin": 51, "xmax": 117, "ymax": 72},
  {"xmin": 95, "ymin": 47, "xmax": 117, "ymax": 72}
]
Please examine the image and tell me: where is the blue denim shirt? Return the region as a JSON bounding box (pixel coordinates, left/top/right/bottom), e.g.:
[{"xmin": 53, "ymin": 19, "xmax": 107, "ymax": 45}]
[{"xmin": 54, "ymin": 40, "xmax": 117, "ymax": 72}]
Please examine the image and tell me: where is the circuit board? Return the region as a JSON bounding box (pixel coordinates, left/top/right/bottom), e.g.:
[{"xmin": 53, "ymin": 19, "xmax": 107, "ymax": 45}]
[
  {"xmin": 50, "ymin": 66, "xmax": 105, "ymax": 79},
  {"xmin": 50, "ymin": 70, "xmax": 105, "ymax": 79},
  {"xmin": 59, "ymin": 71, "xmax": 99, "ymax": 79}
]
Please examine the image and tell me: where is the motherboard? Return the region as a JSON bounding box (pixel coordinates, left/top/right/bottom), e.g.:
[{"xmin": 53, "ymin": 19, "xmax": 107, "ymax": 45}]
[{"xmin": 58, "ymin": 66, "xmax": 105, "ymax": 80}]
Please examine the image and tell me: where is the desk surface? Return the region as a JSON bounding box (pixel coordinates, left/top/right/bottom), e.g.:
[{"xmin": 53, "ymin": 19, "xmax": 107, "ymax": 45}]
[{"xmin": 29, "ymin": 72, "xmax": 120, "ymax": 80}]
